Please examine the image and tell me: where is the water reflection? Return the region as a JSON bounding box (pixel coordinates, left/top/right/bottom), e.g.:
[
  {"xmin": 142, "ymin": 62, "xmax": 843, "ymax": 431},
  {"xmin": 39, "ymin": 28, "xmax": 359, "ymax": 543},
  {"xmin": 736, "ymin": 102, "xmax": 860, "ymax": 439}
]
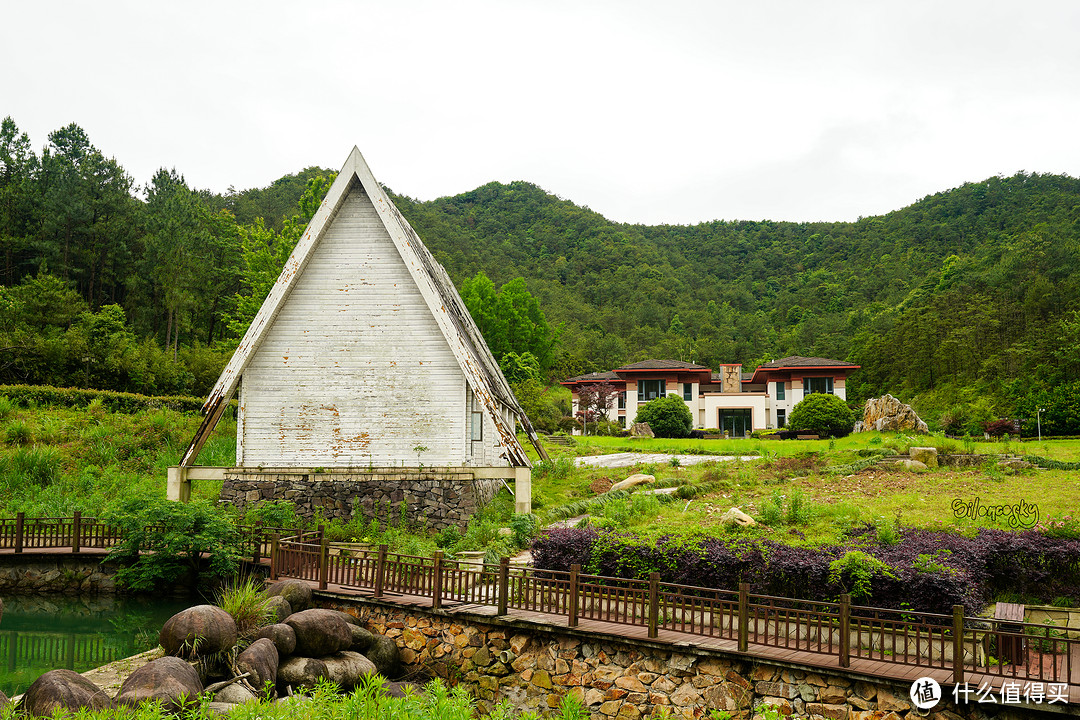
[{"xmin": 0, "ymin": 595, "xmax": 191, "ymax": 696}]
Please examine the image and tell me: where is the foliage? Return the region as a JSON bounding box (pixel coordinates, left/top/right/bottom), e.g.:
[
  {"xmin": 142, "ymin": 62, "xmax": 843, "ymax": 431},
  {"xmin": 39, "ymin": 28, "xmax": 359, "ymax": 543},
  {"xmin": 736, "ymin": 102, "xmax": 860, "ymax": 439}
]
[
  {"xmin": 788, "ymin": 393, "xmax": 855, "ymax": 438},
  {"xmin": 633, "ymin": 395, "xmax": 693, "ymax": 438},
  {"xmin": 103, "ymin": 497, "xmax": 244, "ymax": 591},
  {"xmin": 244, "ymin": 500, "xmax": 300, "ymax": 530},
  {"xmin": 574, "ymin": 382, "xmax": 620, "ymax": 435},
  {"xmin": 216, "ymin": 576, "xmax": 274, "ymax": 644},
  {"xmin": 0, "ymin": 384, "xmax": 204, "ymax": 413},
  {"xmin": 828, "ymin": 551, "xmax": 899, "ymax": 602},
  {"xmin": 462, "ymin": 272, "xmax": 560, "ymax": 374}
]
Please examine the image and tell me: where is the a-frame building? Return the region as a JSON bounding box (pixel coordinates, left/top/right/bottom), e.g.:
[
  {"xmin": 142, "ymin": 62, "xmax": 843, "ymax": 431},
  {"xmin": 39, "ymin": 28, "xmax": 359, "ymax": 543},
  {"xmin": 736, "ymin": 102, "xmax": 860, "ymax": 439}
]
[{"xmin": 168, "ymin": 148, "xmax": 546, "ymax": 526}]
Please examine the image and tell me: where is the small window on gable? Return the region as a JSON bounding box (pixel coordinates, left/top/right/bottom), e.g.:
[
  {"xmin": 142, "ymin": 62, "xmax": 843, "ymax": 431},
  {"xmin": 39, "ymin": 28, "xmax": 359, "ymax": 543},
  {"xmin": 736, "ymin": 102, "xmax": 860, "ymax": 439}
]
[{"xmin": 471, "ymin": 394, "xmax": 484, "ymax": 441}]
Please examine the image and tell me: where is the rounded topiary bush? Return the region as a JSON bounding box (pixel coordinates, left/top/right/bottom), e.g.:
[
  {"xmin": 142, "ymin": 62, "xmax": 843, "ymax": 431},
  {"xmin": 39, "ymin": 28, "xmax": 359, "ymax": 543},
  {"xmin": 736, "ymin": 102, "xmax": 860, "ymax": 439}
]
[
  {"xmin": 633, "ymin": 395, "xmax": 693, "ymax": 438},
  {"xmin": 788, "ymin": 393, "xmax": 855, "ymax": 437}
]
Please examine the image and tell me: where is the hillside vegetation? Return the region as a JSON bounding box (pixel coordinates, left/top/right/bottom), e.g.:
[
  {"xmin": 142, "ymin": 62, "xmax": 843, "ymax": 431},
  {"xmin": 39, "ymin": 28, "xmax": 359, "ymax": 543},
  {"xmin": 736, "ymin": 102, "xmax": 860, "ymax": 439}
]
[{"xmin": 2, "ymin": 116, "xmax": 1079, "ymax": 430}]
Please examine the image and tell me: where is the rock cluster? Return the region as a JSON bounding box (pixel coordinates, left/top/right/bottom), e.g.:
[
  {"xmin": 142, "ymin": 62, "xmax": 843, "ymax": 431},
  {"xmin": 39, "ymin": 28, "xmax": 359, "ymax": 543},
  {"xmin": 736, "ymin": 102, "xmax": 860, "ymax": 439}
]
[
  {"xmin": 0, "ymin": 558, "xmax": 117, "ymax": 594},
  {"xmin": 854, "ymin": 395, "xmax": 928, "ymax": 434},
  {"xmin": 18, "ymin": 579, "xmax": 399, "ymax": 717}
]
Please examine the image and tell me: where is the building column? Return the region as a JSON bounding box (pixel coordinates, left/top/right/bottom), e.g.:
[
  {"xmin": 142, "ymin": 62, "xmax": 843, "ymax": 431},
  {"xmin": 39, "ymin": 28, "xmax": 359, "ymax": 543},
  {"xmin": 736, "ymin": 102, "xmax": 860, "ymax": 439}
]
[
  {"xmin": 166, "ymin": 466, "xmax": 191, "ymax": 503},
  {"xmin": 514, "ymin": 466, "xmax": 532, "ymax": 515}
]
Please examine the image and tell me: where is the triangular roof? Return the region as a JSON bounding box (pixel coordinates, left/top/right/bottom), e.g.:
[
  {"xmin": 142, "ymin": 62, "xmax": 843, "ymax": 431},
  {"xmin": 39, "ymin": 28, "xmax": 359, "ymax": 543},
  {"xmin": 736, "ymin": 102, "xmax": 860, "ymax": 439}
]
[{"xmin": 180, "ymin": 147, "xmax": 547, "ymax": 468}]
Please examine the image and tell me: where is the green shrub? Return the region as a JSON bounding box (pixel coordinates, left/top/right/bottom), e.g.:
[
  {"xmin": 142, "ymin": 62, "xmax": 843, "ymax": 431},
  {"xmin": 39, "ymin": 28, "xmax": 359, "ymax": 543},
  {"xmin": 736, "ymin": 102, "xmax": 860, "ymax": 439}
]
[
  {"xmin": 828, "ymin": 550, "xmax": 899, "ymax": 602},
  {"xmin": 788, "ymin": 393, "xmax": 855, "ymax": 438},
  {"xmin": 2, "ymin": 445, "xmax": 62, "ymax": 486},
  {"xmin": 0, "ymin": 396, "xmax": 14, "ymax": 419},
  {"xmin": 245, "ymin": 500, "xmax": 300, "ymax": 529},
  {"xmin": 0, "ymin": 384, "xmax": 205, "ymax": 414},
  {"xmin": 633, "ymin": 395, "xmax": 693, "ymax": 438},
  {"xmin": 216, "ymin": 576, "xmax": 273, "ymax": 645},
  {"xmin": 103, "ymin": 497, "xmax": 244, "ymax": 591}
]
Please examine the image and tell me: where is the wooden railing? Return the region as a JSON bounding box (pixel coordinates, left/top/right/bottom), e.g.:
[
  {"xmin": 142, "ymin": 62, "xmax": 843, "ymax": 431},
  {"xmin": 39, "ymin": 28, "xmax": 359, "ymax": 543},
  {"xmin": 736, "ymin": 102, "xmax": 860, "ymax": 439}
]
[
  {"xmin": 0, "ymin": 513, "xmax": 295, "ymax": 565},
  {"xmin": 269, "ymin": 536, "xmax": 1080, "ymax": 692}
]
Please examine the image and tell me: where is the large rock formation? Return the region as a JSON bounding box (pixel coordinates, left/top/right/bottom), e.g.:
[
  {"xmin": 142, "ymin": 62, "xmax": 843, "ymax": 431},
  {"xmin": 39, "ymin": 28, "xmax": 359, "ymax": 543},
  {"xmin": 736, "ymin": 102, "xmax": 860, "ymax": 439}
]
[
  {"xmin": 159, "ymin": 605, "xmax": 238, "ymax": 659},
  {"xmin": 23, "ymin": 669, "xmax": 115, "ymax": 717},
  {"xmin": 115, "ymin": 656, "xmax": 204, "ymax": 712},
  {"xmin": 284, "ymin": 609, "xmax": 353, "ymax": 657},
  {"xmin": 854, "ymin": 395, "xmax": 928, "ymax": 434}
]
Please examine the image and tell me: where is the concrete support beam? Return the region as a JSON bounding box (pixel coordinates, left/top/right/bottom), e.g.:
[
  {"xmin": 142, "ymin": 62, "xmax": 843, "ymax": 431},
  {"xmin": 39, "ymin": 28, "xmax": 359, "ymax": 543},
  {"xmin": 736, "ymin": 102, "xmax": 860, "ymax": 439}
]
[
  {"xmin": 166, "ymin": 466, "xmax": 226, "ymax": 502},
  {"xmin": 514, "ymin": 466, "xmax": 532, "ymax": 515}
]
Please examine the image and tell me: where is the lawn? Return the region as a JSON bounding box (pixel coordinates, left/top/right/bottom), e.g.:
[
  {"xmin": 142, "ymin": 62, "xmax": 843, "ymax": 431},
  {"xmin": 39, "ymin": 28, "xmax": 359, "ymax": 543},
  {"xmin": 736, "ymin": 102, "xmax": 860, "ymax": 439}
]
[{"xmin": 529, "ymin": 432, "xmax": 1080, "ymax": 547}]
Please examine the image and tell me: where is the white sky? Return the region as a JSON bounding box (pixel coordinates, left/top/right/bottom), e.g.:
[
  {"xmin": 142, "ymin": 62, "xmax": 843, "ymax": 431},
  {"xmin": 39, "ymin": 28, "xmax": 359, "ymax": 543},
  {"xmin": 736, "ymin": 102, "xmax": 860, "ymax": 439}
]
[{"xmin": 3, "ymin": 0, "xmax": 1078, "ymax": 225}]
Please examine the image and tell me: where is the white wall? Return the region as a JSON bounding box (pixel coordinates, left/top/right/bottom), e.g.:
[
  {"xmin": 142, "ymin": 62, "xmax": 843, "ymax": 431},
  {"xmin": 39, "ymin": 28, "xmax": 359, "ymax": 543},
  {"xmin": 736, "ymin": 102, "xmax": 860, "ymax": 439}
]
[{"xmin": 239, "ymin": 186, "xmax": 470, "ymax": 467}]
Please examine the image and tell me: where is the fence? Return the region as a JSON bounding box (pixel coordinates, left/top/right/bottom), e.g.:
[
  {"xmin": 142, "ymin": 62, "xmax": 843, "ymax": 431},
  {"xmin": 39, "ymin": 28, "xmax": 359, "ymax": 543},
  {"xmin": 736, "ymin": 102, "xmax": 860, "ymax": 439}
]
[
  {"xmin": 270, "ymin": 534, "xmax": 1080, "ymax": 692},
  {"xmin": 0, "ymin": 513, "xmax": 293, "ymax": 565}
]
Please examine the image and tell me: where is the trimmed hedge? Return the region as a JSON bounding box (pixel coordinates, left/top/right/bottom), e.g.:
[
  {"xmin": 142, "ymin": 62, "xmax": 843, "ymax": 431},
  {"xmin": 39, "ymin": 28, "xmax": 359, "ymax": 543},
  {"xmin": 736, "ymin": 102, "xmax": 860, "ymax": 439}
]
[
  {"xmin": 0, "ymin": 384, "xmax": 206, "ymax": 414},
  {"xmin": 531, "ymin": 526, "xmax": 1080, "ymax": 615}
]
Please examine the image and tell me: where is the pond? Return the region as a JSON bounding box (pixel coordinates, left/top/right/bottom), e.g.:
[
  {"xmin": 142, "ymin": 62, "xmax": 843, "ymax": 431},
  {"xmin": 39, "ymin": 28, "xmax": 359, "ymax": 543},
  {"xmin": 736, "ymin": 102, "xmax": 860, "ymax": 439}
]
[{"xmin": 0, "ymin": 595, "xmax": 192, "ymax": 697}]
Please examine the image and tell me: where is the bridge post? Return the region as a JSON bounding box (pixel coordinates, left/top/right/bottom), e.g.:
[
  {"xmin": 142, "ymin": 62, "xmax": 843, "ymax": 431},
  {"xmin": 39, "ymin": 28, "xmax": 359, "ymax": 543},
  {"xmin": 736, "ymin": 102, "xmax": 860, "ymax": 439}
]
[
  {"xmin": 373, "ymin": 544, "xmax": 388, "ymax": 598},
  {"xmin": 497, "ymin": 557, "xmax": 509, "ymax": 615},
  {"xmin": 318, "ymin": 532, "xmax": 329, "ymax": 590},
  {"xmin": 648, "ymin": 572, "xmax": 660, "ymax": 639},
  {"xmin": 568, "ymin": 564, "xmax": 580, "ymax": 627},
  {"xmin": 839, "ymin": 594, "xmax": 850, "ymax": 668},
  {"xmin": 738, "ymin": 582, "xmax": 749, "ymax": 652},
  {"xmin": 72, "ymin": 512, "xmax": 81, "ymax": 554},
  {"xmin": 952, "ymin": 605, "xmax": 965, "ymax": 685},
  {"xmin": 252, "ymin": 522, "xmax": 262, "ymax": 564},
  {"xmin": 270, "ymin": 533, "xmax": 279, "ymax": 581},
  {"xmin": 432, "ymin": 552, "xmax": 444, "ymax": 610},
  {"xmin": 14, "ymin": 512, "xmax": 24, "ymax": 554}
]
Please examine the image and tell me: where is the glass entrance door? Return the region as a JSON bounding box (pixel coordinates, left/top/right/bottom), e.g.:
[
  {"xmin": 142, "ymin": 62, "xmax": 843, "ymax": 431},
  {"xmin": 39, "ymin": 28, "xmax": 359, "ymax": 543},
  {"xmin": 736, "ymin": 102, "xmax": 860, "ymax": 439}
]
[{"xmin": 717, "ymin": 409, "xmax": 753, "ymax": 438}]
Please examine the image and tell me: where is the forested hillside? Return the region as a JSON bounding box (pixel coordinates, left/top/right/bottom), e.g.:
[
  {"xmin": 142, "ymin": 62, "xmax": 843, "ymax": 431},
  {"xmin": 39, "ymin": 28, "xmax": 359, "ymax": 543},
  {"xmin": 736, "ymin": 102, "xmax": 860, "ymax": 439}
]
[{"xmin": 2, "ymin": 116, "xmax": 1079, "ymax": 432}]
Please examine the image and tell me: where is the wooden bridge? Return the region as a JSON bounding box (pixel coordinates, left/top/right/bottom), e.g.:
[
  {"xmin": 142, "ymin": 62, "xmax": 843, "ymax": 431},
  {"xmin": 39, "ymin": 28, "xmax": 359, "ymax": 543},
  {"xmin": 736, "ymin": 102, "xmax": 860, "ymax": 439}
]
[{"xmin": 0, "ymin": 516, "xmax": 1077, "ymax": 706}]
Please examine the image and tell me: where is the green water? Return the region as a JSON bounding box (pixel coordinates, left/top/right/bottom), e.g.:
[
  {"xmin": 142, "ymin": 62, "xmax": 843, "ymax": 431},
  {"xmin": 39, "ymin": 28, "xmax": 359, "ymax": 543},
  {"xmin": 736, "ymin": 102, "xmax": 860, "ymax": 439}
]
[{"xmin": 0, "ymin": 595, "xmax": 192, "ymax": 696}]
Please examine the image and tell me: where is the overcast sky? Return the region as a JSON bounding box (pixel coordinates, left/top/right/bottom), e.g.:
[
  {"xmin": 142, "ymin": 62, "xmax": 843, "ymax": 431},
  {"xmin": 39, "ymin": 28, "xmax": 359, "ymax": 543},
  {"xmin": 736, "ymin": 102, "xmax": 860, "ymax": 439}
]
[{"xmin": 4, "ymin": 1, "xmax": 1078, "ymax": 225}]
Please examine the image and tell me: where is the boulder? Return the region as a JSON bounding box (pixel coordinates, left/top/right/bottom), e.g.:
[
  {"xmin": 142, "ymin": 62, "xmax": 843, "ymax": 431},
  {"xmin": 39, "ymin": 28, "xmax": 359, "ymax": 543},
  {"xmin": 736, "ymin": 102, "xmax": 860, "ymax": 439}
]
[
  {"xmin": 322, "ymin": 651, "xmax": 377, "ymax": 688},
  {"xmin": 896, "ymin": 459, "xmax": 928, "ymax": 471},
  {"xmin": 719, "ymin": 508, "xmax": 756, "ymax": 528},
  {"xmin": 257, "ymin": 623, "xmax": 297, "ymax": 656},
  {"xmin": 629, "ymin": 422, "xmax": 654, "ymax": 438},
  {"xmin": 348, "ymin": 624, "xmax": 375, "ymax": 652},
  {"xmin": 284, "ymin": 609, "xmax": 352, "ymax": 657},
  {"xmin": 264, "ymin": 595, "xmax": 292, "ymax": 623},
  {"xmin": 115, "ymin": 656, "xmax": 203, "ymax": 712},
  {"xmin": 365, "ymin": 634, "xmax": 400, "ymax": 677},
  {"xmin": 214, "ymin": 683, "xmax": 257, "ymax": 704},
  {"xmin": 23, "ymin": 669, "xmax": 114, "ymax": 717},
  {"xmin": 609, "ymin": 473, "xmax": 656, "ymax": 493},
  {"xmin": 278, "ymin": 656, "xmax": 329, "ymax": 688},
  {"xmin": 384, "ymin": 681, "xmax": 421, "ymax": 698},
  {"xmin": 236, "ymin": 638, "xmax": 279, "ymax": 691},
  {"xmin": 159, "ymin": 604, "xmax": 237, "ymax": 659},
  {"xmin": 909, "ymin": 446, "xmax": 939, "ymax": 468},
  {"xmin": 265, "ymin": 580, "xmax": 312, "ymax": 612},
  {"xmin": 855, "ymin": 395, "xmax": 928, "ymax": 434}
]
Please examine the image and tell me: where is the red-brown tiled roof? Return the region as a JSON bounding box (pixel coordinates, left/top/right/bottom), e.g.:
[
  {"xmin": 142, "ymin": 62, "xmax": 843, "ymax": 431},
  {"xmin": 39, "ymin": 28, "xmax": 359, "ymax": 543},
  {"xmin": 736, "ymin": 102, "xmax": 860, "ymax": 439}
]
[{"xmin": 615, "ymin": 359, "xmax": 711, "ymax": 371}]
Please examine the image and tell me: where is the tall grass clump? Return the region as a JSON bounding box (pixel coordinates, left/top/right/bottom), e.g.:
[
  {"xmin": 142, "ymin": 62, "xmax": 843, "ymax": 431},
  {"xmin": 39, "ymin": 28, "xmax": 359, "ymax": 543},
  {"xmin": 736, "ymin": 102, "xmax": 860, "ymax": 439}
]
[
  {"xmin": 2, "ymin": 445, "xmax": 62, "ymax": 486},
  {"xmin": 4, "ymin": 419, "xmax": 31, "ymax": 445},
  {"xmin": 0, "ymin": 395, "xmax": 14, "ymax": 419},
  {"xmin": 216, "ymin": 576, "xmax": 274, "ymax": 644}
]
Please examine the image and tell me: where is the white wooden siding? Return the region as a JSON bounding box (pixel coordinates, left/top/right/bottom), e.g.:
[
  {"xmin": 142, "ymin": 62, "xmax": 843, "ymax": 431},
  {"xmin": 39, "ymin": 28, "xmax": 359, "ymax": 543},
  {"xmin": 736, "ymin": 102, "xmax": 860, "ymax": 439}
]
[{"xmin": 239, "ymin": 187, "xmax": 468, "ymax": 467}]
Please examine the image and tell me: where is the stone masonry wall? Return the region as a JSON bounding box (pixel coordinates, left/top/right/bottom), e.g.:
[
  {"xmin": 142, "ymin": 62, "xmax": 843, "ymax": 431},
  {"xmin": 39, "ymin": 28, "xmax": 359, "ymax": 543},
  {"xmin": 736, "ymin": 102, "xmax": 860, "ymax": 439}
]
[
  {"xmin": 221, "ymin": 469, "xmax": 501, "ymax": 530},
  {"xmin": 0, "ymin": 555, "xmax": 118, "ymax": 594},
  {"xmin": 324, "ymin": 596, "xmax": 1057, "ymax": 720}
]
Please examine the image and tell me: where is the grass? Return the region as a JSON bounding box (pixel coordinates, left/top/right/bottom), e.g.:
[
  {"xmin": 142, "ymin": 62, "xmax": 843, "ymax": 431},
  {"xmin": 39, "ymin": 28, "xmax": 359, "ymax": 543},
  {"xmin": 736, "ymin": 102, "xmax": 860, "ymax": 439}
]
[
  {"xmin": 0, "ymin": 398, "xmax": 235, "ymax": 516},
  {"xmin": 529, "ymin": 432, "xmax": 1080, "ymax": 547}
]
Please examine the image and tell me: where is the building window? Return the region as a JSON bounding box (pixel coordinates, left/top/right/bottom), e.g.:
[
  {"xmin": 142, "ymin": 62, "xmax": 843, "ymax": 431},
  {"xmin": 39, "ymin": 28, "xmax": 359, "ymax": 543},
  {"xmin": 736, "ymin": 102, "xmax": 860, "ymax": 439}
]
[
  {"xmin": 804, "ymin": 377, "xmax": 834, "ymax": 395},
  {"xmin": 618, "ymin": 391, "xmax": 626, "ymax": 410},
  {"xmin": 777, "ymin": 409, "xmax": 786, "ymax": 428},
  {"xmin": 637, "ymin": 379, "xmax": 666, "ymax": 401},
  {"xmin": 471, "ymin": 394, "xmax": 484, "ymax": 441},
  {"xmin": 775, "ymin": 381, "xmax": 785, "ymax": 400},
  {"xmin": 683, "ymin": 383, "xmax": 692, "ymax": 401}
]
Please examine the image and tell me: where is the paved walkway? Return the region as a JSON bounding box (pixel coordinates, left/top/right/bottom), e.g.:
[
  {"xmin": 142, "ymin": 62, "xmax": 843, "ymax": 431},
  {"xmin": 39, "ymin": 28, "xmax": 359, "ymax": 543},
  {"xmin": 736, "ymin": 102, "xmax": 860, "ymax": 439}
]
[{"xmin": 574, "ymin": 452, "xmax": 760, "ymax": 468}]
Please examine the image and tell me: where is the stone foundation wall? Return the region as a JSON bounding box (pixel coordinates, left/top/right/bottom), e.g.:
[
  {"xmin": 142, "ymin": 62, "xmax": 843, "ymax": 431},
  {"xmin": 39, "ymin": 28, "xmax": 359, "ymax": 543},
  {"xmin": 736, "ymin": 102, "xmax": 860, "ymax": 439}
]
[
  {"xmin": 221, "ymin": 469, "xmax": 502, "ymax": 530},
  {"xmin": 0, "ymin": 555, "xmax": 118, "ymax": 594},
  {"xmin": 323, "ymin": 596, "xmax": 1055, "ymax": 720}
]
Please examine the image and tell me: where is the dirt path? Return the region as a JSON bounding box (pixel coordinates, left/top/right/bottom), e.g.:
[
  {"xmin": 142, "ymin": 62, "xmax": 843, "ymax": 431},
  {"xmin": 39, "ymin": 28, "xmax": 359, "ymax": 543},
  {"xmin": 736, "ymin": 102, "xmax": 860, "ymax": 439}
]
[{"xmin": 574, "ymin": 452, "xmax": 760, "ymax": 468}]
